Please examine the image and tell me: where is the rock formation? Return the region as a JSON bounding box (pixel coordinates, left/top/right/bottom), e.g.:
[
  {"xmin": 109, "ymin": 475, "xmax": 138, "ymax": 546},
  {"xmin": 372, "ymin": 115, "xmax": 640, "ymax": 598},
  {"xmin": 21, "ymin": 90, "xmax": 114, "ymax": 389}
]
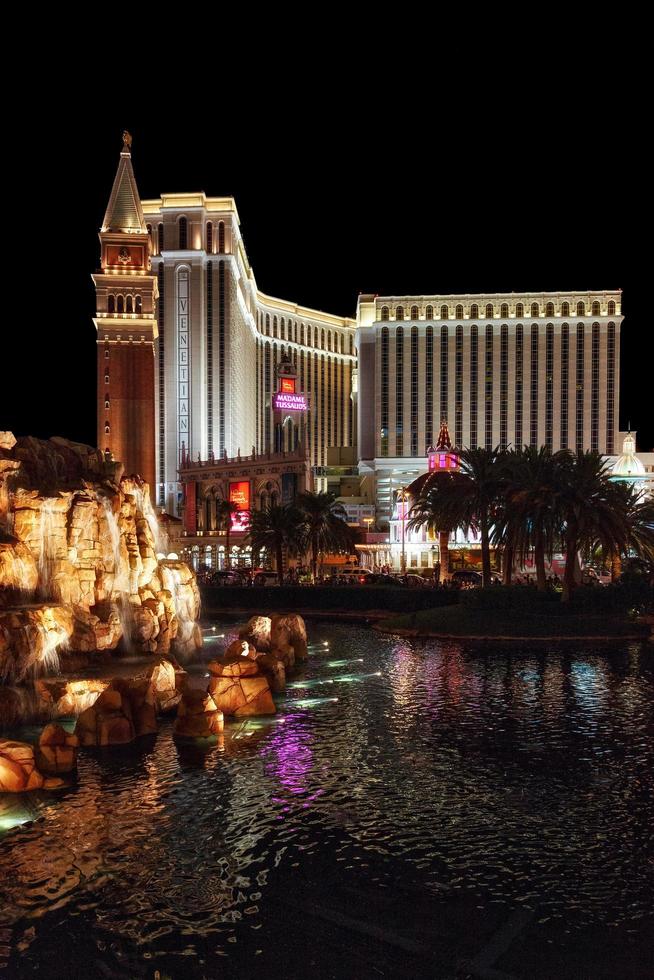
[
  {"xmin": 174, "ymin": 689, "xmax": 224, "ymax": 738},
  {"xmin": 208, "ymin": 659, "xmax": 276, "ymax": 716},
  {"xmin": 74, "ymin": 679, "xmax": 158, "ymax": 746},
  {"xmin": 0, "ymin": 433, "xmax": 202, "ymax": 683},
  {"xmin": 35, "ymin": 723, "xmax": 79, "ymax": 775},
  {"xmin": 0, "ymin": 738, "xmax": 65, "ymax": 792}
]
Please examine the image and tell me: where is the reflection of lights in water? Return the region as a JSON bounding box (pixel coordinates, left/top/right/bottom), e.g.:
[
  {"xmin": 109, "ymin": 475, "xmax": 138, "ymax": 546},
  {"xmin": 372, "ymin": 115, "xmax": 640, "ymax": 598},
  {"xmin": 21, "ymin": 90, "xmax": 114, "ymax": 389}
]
[
  {"xmin": 202, "ymin": 635, "xmax": 225, "ymax": 643},
  {"xmin": 290, "ymin": 697, "xmax": 339, "ymax": 708},
  {"xmin": 0, "ymin": 797, "xmax": 38, "ymax": 834},
  {"xmin": 288, "ymin": 672, "xmax": 381, "ymax": 690},
  {"xmin": 570, "ymin": 661, "xmax": 609, "ymax": 715},
  {"xmin": 326, "ymin": 658, "xmax": 364, "ymax": 667}
]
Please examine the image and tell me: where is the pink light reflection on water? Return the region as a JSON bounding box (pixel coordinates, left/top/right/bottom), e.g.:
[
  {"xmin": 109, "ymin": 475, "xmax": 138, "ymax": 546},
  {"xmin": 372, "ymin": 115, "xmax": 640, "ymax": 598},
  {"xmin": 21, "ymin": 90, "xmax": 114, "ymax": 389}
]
[{"xmin": 262, "ymin": 713, "xmax": 318, "ymax": 811}]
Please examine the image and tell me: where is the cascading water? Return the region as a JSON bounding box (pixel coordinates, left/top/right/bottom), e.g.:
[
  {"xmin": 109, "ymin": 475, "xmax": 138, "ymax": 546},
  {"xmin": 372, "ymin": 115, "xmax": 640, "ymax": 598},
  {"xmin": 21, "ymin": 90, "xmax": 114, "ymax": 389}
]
[
  {"xmin": 100, "ymin": 496, "xmax": 127, "ymax": 593},
  {"xmin": 37, "ymin": 499, "xmax": 58, "ymax": 599},
  {"xmin": 131, "ymin": 486, "xmax": 164, "ymax": 555}
]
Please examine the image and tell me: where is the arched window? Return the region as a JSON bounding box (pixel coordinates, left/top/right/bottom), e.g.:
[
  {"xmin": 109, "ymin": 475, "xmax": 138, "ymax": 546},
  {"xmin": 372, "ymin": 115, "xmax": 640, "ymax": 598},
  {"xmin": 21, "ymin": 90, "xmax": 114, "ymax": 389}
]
[
  {"xmin": 591, "ymin": 300, "xmax": 601, "ymax": 316},
  {"xmin": 265, "ymin": 313, "xmax": 270, "ymax": 336},
  {"xmin": 608, "ymin": 300, "xmax": 616, "ymax": 315},
  {"xmin": 328, "ymin": 331, "xmax": 332, "ymax": 351},
  {"xmin": 440, "ymin": 304, "xmax": 449, "ymax": 320},
  {"xmin": 470, "ymin": 304, "xmax": 479, "ymax": 319},
  {"xmin": 273, "ymin": 316, "xmax": 278, "ymax": 338},
  {"xmin": 425, "ymin": 305, "xmax": 433, "ymax": 319},
  {"xmin": 104, "ymin": 422, "xmax": 110, "ymax": 434},
  {"xmin": 206, "ymin": 221, "xmax": 213, "ymax": 253},
  {"xmin": 485, "ymin": 304, "xmax": 494, "ymax": 319},
  {"xmin": 456, "ymin": 304, "xmax": 464, "ymax": 319},
  {"xmin": 501, "ymin": 303, "xmax": 509, "ymax": 318},
  {"xmin": 545, "ymin": 302, "xmax": 555, "ymax": 317},
  {"xmin": 515, "ymin": 303, "xmax": 524, "ymax": 318},
  {"xmin": 280, "ymin": 317, "xmax": 285, "ymax": 340},
  {"xmin": 178, "ymin": 216, "xmax": 188, "ymax": 249},
  {"xmin": 576, "ymin": 300, "xmax": 586, "ymax": 316},
  {"xmin": 531, "ymin": 302, "xmax": 539, "ymax": 318},
  {"xmin": 104, "ymin": 348, "xmax": 109, "ymax": 359},
  {"xmin": 380, "ymin": 306, "xmax": 389, "ymax": 321},
  {"xmin": 300, "ymin": 323, "xmax": 305, "ymax": 345},
  {"xmin": 411, "ymin": 305, "xmax": 419, "ymax": 320},
  {"xmin": 107, "ymin": 295, "xmax": 115, "ymax": 314},
  {"xmin": 218, "ymin": 221, "xmax": 225, "ymax": 253},
  {"xmin": 104, "ymin": 374, "xmax": 109, "ymax": 384},
  {"xmin": 104, "ymin": 398, "xmax": 110, "ymax": 409},
  {"xmin": 349, "ymin": 334, "xmax": 354, "ymax": 354},
  {"xmin": 561, "ymin": 301, "xmax": 570, "ymax": 317},
  {"xmin": 157, "ymin": 223, "xmax": 164, "ymax": 252},
  {"xmin": 126, "ymin": 295, "xmax": 133, "ymax": 313},
  {"xmin": 117, "ymin": 295, "xmax": 124, "ymax": 314},
  {"xmin": 321, "ymin": 329, "xmax": 325, "ymax": 350},
  {"xmin": 135, "ymin": 295, "xmax": 142, "ymax": 314},
  {"xmin": 395, "ymin": 306, "xmax": 404, "ymax": 320}
]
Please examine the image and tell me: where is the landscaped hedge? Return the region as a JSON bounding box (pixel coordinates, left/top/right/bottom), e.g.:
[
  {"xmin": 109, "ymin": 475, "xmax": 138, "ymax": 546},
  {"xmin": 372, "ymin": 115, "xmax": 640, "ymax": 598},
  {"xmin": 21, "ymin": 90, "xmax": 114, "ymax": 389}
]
[
  {"xmin": 200, "ymin": 585, "xmax": 459, "ymax": 614},
  {"xmin": 460, "ymin": 582, "xmax": 654, "ymax": 616}
]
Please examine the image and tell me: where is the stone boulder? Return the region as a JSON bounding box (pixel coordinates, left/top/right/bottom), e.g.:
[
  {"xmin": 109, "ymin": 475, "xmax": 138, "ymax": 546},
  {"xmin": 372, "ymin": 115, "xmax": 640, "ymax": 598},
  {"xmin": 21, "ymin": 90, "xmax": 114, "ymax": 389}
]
[
  {"xmin": 238, "ymin": 615, "xmax": 272, "ymax": 652},
  {"xmin": 0, "ymin": 739, "xmax": 64, "ymax": 792},
  {"xmin": 71, "ymin": 603, "xmax": 122, "ymax": 653},
  {"xmin": 208, "ymin": 660, "xmax": 276, "ymax": 716},
  {"xmin": 75, "ymin": 679, "xmax": 157, "ymax": 747},
  {"xmin": 174, "ymin": 688, "xmax": 224, "ymax": 738},
  {"xmin": 136, "ymin": 658, "xmax": 183, "ymax": 713},
  {"xmin": 224, "ymin": 638, "xmax": 258, "ymax": 661},
  {"xmin": 270, "ymin": 613, "xmax": 308, "ymax": 662},
  {"xmin": 35, "ymin": 677, "xmax": 109, "ymax": 718},
  {"xmin": 35, "ymin": 723, "xmax": 79, "ymax": 775},
  {"xmin": 254, "ymin": 652, "xmax": 287, "ymax": 693},
  {"xmin": 0, "ymin": 538, "xmax": 39, "ymax": 593}
]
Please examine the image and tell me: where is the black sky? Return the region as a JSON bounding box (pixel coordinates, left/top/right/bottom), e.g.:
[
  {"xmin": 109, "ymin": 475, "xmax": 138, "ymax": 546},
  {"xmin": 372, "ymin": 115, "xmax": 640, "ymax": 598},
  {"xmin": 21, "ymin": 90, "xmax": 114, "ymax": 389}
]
[{"xmin": 4, "ymin": 38, "xmax": 651, "ymax": 451}]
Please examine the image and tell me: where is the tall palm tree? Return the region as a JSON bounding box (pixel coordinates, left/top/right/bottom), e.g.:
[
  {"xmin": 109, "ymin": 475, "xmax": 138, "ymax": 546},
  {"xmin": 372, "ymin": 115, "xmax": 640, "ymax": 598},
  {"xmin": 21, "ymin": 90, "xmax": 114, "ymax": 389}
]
[
  {"xmin": 497, "ymin": 447, "xmax": 566, "ymax": 591},
  {"xmin": 215, "ymin": 499, "xmax": 241, "ymax": 569},
  {"xmin": 295, "ymin": 491, "xmax": 353, "ymax": 582},
  {"xmin": 558, "ymin": 452, "xmax": 630, "ymax": 601},
  {"xmin": 408, "ymin": 447, "xmax": 501, "ymax": 587},
  {"xmin": 246, "ymin": 504, "xmax": 304, "ymax": 584}
]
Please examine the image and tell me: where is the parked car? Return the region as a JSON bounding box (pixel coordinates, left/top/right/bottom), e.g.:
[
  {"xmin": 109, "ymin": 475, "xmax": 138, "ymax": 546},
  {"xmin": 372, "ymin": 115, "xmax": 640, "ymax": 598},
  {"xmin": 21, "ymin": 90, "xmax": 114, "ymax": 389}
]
[
  {"xmin": 363, "ymin": 573, "xmax": 406, "ymax": 586},
  {"xmin": 450, "ymin": 570, "xmax": 482, "ymax": 586},
  {"xmin": 400, "ymin": 574, "xmax": 428, "ymax": 588},
  {"xmin": 583, "ymin": 567, "xmax": 611, "ymax": 586},
  {"xmin": 253, "ymin": 571, "xmax": 280, "ymax": 586},
  {"xmin": 209, "ymin": 569, "xmax": 249, "ymax": 586}
]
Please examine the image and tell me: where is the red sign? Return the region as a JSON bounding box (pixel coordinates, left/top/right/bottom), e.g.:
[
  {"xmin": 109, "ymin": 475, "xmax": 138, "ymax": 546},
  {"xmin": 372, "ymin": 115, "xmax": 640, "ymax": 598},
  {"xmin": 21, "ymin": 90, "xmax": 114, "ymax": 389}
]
[
  {"xmin": 229, "ymin": 481, "xmax": 250, "ymax": 531},
  {"xmin": 280, "ymin": 377, "xmax": 296, "ymax": 393}
]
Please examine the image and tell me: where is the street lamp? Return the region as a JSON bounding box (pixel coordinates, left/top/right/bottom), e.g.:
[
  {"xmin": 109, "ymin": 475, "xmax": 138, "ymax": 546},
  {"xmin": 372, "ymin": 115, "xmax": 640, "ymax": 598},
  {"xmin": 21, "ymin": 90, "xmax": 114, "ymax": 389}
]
[{"xmin": 397, "ymin": 488, "xmax": 410, "ymax": 576}]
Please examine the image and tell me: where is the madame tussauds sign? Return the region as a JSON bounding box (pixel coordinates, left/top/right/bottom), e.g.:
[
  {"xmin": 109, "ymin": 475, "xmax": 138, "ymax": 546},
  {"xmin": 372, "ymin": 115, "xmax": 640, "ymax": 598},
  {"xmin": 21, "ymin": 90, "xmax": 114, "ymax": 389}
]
[{"xmin": 273, "ymin": 392, "xmax": 308, "ymax": 412}]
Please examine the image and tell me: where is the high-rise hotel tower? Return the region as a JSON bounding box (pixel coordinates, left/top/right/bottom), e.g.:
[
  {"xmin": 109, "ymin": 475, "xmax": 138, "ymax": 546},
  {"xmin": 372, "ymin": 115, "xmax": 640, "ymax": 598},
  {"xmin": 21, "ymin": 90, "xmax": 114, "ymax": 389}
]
[{"xmin": 93, "ymin": 137, "xmax": 624, "ymax": 520}]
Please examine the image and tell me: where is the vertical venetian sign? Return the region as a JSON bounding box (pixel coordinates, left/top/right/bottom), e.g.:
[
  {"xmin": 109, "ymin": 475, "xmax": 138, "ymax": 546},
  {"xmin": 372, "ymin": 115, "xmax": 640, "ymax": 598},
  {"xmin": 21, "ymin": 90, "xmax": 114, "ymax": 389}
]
[{"xmin": 177, "ymin": 269, "xmax": 190, "ymax": 462}]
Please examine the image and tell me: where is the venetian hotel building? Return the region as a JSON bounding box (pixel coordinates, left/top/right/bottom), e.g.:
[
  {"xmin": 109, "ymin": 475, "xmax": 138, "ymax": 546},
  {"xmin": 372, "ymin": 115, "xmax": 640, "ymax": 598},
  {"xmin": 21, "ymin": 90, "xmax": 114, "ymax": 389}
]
[{"xmin": 93, "ymin": 137, "xmax": 623, "ymax": 522}]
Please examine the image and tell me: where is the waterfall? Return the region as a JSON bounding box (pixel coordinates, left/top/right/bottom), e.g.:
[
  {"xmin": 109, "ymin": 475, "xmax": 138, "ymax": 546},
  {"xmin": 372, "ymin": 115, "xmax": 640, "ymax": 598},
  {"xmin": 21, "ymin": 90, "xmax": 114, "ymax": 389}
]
[
  {"xmin": 132, "ymin": 486, "xmax": 164, "ymax": 555},
  {"xmin": 0, "ymin": 620, "xmax": 68, "ymax": 685},
  {"xmin": 101, "ymin": 496, "xmax": 127, "ymax": 593},
  {"xmin": 37, "ymin": 499, "xmax": 58, "ymax": 599}
]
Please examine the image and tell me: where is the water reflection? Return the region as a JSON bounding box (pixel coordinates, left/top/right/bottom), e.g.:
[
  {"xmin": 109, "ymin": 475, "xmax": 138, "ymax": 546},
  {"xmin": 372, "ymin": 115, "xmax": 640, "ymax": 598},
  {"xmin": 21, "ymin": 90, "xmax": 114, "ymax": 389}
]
[{"xmin": 0, "ymin": 626, "xmax": 652, "ymax": 976}]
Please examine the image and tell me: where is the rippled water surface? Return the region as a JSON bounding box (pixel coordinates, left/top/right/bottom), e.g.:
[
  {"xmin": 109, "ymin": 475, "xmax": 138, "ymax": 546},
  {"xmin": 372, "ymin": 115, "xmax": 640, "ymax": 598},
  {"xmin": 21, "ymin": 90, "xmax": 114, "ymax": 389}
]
[{"xmin": 1, "ymin": 624, "xmax": 653, "ymax": 978}]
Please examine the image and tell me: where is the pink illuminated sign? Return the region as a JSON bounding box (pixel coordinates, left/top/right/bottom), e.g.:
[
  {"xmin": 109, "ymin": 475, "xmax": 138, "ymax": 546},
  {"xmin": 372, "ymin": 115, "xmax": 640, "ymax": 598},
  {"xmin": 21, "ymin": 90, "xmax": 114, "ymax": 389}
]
[
  {"xmin": 273, "ymin": 392, "xmax": 308, "ymax": 412},
  {"xmin": 428, "ymin": 452, "xmax": 458, "ymax": 471}
]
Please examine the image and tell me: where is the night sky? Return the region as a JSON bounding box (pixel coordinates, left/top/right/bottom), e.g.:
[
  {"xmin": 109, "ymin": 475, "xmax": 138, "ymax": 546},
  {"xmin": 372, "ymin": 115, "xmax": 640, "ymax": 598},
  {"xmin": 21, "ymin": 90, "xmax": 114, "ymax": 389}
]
[{"xmin": 4, "ymin": 45, "xmax": 651, "ymax": 451}]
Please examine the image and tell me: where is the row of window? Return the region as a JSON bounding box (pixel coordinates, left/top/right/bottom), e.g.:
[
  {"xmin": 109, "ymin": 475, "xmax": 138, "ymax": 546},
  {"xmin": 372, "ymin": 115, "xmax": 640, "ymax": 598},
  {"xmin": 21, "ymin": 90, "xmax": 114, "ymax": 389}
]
[
  {"xmin": 379, "ymin": 300, "xmax": 617, "ymax": 321},
  {"xmin": 258, "ymin": 312, "xmax": 355, "ymax": 354},
  {"xmin": 378, "ymin": 322, "xmax": 616, "ymax": 456},
  {"xmin": 107, "ymin": 294, "xmax": 143, "ymax": 314},
  {"xmin": 146, "ymin": 219, "xmax": 226, "ymax": 254}
]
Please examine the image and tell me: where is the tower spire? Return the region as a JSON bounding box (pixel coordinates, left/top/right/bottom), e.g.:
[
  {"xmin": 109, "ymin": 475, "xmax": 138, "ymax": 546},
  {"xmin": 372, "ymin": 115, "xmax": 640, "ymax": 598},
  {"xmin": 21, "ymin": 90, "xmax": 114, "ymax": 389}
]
[{"xmin": 102, "ymin": 131, "xmax": 147, "ymax": 234}]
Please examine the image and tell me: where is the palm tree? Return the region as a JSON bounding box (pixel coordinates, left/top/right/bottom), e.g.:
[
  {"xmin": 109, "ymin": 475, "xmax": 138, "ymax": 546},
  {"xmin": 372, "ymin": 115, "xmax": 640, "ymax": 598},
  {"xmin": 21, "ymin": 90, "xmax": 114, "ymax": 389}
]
[
  {"xmin": 295, "ymin": 491, "xmax": 354, "ymax": 582},
  {"xmin": 408, "ymin": 447, "xmax": 501, "ymax": 587},
  {"xmin": 497, "ymin": 447, "xmax": 566, "ymax": 591},
  {"xmin": 246, "ymin": 504, "xmax": 304, "ymax": 584},
  {"xmin": 558, "ymin": 452, "xmax": 631, "ymax": 601},
  {"xmin": 215, "ymin": 499, "xmax": 240, "ymax": 569}
]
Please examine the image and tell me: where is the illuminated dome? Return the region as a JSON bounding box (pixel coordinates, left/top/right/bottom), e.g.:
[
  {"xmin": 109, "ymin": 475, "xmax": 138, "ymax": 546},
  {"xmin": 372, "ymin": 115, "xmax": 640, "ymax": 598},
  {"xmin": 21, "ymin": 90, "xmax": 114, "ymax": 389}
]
[{"xmin": 612, "ymin": 432, "xmax": 646, "ymax": 478}]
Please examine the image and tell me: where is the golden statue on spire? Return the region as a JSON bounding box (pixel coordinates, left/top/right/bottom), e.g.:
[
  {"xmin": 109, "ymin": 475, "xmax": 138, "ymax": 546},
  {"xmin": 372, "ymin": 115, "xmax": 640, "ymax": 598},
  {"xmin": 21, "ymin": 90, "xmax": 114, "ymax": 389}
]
[{"xmin": 122, "ymin": 130, "xmax": 132, "ymax": 151}]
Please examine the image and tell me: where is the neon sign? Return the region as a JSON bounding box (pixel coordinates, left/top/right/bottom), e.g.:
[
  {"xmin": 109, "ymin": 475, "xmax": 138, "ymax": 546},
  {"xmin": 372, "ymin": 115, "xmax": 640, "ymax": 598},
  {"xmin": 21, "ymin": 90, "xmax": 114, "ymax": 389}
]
[
  {"xmin": 280, "ymin": 377, "xmax": 296, "ymax": 393},
  {"xmin": 273, "ymin": 392, "xmax": 308, "ymax": 411},
  {"xmin": 229, "ymin": 481, "xmax": 250, "ymax": 530},
  {"xmin": 428, "ymin": 452, "xmax": 458, "ymax": 471}
]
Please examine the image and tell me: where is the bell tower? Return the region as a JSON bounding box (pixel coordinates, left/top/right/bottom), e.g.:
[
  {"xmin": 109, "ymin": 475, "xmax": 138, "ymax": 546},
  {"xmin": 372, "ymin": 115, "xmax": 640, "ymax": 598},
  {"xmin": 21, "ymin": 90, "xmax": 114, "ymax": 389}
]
[{"xmin": 92, "ymin": 132, "xmax": 158, "ymax": 495}]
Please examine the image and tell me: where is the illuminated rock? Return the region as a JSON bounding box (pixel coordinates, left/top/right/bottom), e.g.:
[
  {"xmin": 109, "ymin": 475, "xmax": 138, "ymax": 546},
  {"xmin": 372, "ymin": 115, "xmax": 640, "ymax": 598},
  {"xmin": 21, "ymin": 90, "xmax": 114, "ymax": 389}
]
[
  {"xmin": 270, "ymin": 613, "xmax": 308, "ymax": 662},
  {"xmin": 0, "ymin": 605, "xmax": 74, "ymax": 683},
  {"xmin": 0, "ymin": 434, "xmax": 202, "ymax": 677},
  {"xmin": 174, "ymin": 688, "xmax": 224, "ymax": 738},
  {"xmin": 254, "ymin": 652, "xmax": 287, "ymax": 693},
  {"xmin": 33, "ymin": 677, "xmax": 108, "ymax": 718},
  {"xmin": 238, "ymin": 615, "xmax": 273, "ymax": 651},
  {"xmin": 35, "ymin": 723, "xmax": 78, "ymax": 775},
  {"xmin": 0, "ymin": 739, "xmax": 64, "ymax": 792},
  {"xmin": 74, "ymin": 679, "xmax": 157, "ymax": 746},
  {"xmin": 136, "ymin": 658, "xmax": 182, "ymax": 713},
  {"xmin": 208, "ymin": 661, "xmax": 276, "ymax": 716},
  {"xmin": 224, "ymin": 638, "xmax": 258, "ymax": 661}
]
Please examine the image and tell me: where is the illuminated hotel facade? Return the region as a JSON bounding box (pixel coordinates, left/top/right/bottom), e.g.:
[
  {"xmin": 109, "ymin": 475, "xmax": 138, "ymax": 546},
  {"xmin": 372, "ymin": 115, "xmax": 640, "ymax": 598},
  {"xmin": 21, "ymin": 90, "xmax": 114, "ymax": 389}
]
[{"xmin": 94, "ymin": 137, "xmax": 625, "ymax": 529}]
